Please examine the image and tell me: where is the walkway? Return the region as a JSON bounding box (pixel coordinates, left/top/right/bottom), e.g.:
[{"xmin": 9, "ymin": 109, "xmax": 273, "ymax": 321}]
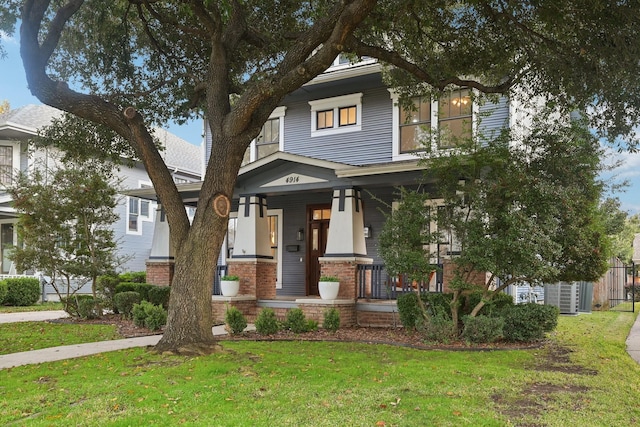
[{"xmin": 0, "ymin": 310, "xmax": 253, "ymax": 369}]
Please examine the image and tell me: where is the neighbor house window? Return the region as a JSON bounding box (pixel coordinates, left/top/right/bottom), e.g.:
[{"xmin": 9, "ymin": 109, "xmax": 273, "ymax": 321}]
[
  {"xmin": 309, "ymin": 93, "xmax": 362, "ymax": 137},
  {"xmin": 0, "ymin": 146, "xmax": 13, "ymax": 185},
  {"xmin": 128, "ymin": 197, "xmax": 139, "ymax": 233}
]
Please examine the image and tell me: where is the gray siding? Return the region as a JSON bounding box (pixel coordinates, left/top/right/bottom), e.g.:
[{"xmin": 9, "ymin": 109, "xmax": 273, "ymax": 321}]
[
  {"xmin": 283, "ymin": 86, "xmax": 393, "ymax": 165},
  {"xmin": 478, "ymin": 96, "xmax": 510, "ymax": 143}
]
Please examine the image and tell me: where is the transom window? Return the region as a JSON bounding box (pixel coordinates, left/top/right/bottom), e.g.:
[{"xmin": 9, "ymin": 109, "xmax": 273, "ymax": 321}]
[{"xmin": 309, "ymin": 93, "xmax": 362, "ymax": 137}]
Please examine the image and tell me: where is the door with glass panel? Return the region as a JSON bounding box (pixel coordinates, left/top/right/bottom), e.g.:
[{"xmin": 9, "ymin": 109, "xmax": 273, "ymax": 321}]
[{"xmin": 306, "ymin": 205, "xmax": 330, "ymax": 296}]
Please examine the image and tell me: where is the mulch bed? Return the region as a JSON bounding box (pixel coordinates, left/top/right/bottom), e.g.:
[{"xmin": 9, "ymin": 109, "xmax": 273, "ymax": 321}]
[{"xmin": 53, "ymin": 313, "xmax": 542, "ymax": 351}]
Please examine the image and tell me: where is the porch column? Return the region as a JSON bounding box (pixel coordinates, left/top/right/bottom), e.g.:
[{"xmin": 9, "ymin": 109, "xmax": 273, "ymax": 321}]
[
  {"xmin": 321, "ymin": 187, "xmax": 372, "ymax": 299},
  {"xmin": 146, "ymin": 205, "xmax": 174, "ymax": 286},
  {"xmin": 227, "ymin": 194, "xmax": 277, "ymax": 298}
]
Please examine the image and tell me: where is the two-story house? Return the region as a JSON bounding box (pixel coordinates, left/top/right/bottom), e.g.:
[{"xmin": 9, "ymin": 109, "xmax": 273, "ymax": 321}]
[
  {"xmin": 136, "ymin": 58, "xmax": 511, "ymax": 326},
  {"xmin": 0, "ymin": 104, "xmax": 201, "ymax": 283}
]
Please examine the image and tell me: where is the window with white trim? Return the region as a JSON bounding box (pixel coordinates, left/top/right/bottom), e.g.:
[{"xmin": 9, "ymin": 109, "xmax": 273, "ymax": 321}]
[
  {"xmin": 127, "ymin": 197, "xmax": 140, "ymax": 234},
  {"xmin": 309, "ymin": 93, "xmax": 362, "ymax": 137},
  {"xmin": 0, "ymin": 146, "xmax": 12, "ymax": 185},
  {"xmin": 242, "ymin": 106, "xmax": 286, "ymax": 166},
  {"xmin": 391, "ymin": 89, "xmax": 474, "ymax": 160}
]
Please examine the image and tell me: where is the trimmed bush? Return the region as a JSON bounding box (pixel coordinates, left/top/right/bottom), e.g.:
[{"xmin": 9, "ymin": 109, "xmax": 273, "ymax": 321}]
[
  {"xmin": 118, "ymin": 271, "xmax": 146, "ymax": 283},
  {"xmin": 133, "ymin": 283, "xmax": 154, "ymax": 302},
  {"xmin": 397, "ymin": 292, "xmax": 423, "ymax": 330},
  {"xmin": 148, "ymin": 286, "xmax": 171, "ymax": 309},
  {"xmin": 4, "ymin": 277, "xmax": 40, "ymax": 306},
  {"xmin": 77, "ymin": 297, "xmax": 102, "ymax": 319},
  {"xmin": 502, "ymin": 303, "xmax": 559, "ymax": 342},
  {"xmin": 255, "ymin": 308, "xmax": 280, "ymax": 335},
  {"xmin": 463, "ymin": 291, "xmax": 514, "ymax": 317},
  {"xmin": 132, "ymin": 301, "xmax": 167, "ymax": 331},
  {"xmin": 285, "ymin": 308, "xmax": 309, "ymax": 333},
  {"xmin": 0, "ymin": 280, "xmax": 7, "ymax": 304},
  {"xmin": 461, "ymin": 315, "xmax": 504, "ymax": 343},
  {"xmin": 96, "ymin": 275, "xmax": 120, "ymax": 310},
  {"xmin": 417, "ymin": 311, "xmax": 457, "ymax": 344},
  {"xmin": 225, "ymin": 306, "xmax": 248, "ymax": 334},
  {"xmin": 306, "ymin": 319, "xmax": 319, "ymax": 332},
  {"xmin": 115, "ymin": 282, "xmax": 137, "ymax": 294},
  {"xmin": 61, "ymin": 294, "xmax": 96, "ymax": 317},
  {"xmin": 323, "ymin": 308, "xmax": 341, "ymax": 332},
  {"xmin": 113, "ymin": 291, "xmax": 141, "ymax": 318},
  {"xmin": 422, "ymin": 292, "xmax": 453, "ymax": 318}
]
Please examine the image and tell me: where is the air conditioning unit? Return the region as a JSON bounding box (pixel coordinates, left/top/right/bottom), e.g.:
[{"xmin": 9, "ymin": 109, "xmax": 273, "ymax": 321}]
[{"xmin": 544, "ymin": 282, "xmax": 579, "ymax": 314}]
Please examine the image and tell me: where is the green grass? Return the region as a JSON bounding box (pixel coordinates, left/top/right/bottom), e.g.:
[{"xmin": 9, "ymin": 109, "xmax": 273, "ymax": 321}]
[
  {"xmin": 0, "ymin": 311, "xmax": 639, "ymax": 426},
  {"xmin": 0, "ymin": 322, "xmax": 121, "ymax": 355},
  {"xmin": 0, "ymin": 302, "xmax": 63, "ymax": 313}
]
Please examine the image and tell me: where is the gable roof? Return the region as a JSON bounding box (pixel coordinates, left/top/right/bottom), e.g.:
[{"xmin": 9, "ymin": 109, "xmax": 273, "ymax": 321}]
[{"xmin": 0, "ymin": 104, "xmax": 201, "ymax": 177}]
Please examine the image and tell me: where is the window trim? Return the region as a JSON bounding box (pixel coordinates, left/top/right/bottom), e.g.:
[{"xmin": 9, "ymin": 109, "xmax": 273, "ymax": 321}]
[
  {"xmin": 390, "ymin": 90, "xmax": 477, "ymax": 161},
  {"xmin": 245, "ymin": 106, "xmax": 286, "ymax": 164},
  {"xmin": 126, "ymin": 196, "xmax": 142, "ymax": 235},
  {"xmin": 308, "ymin": 93, "xmax": 362, "ymax": 137}
]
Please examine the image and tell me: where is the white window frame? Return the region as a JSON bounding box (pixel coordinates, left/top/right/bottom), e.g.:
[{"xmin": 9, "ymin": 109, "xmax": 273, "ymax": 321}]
[
  {"xmin": 138, "ymin": 180, "xmax": 154, "ymax": 222},
  {"xmin": 309, "ymin": 93, "xmax": 362, "ymax": 137},
  {"xmin": 390, "ymin": 90, "xmax": 478, "ymax": 161},
  {"xmin": 246, "ymin": 106, "xmax": 286, "ymax": 163},
  {"xmin": 126, "ymin": 196, "xmax": 142, "ymax": 235}
]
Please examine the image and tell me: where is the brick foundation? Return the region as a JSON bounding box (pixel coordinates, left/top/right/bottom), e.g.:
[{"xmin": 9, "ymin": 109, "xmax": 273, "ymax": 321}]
[
  {"xmin": 211, "ymin": 298, "xmax": 258, "ymax": 324},
  {"xmin": 146, "ymin": 260, "xmax": 174, "ymax": 286}
]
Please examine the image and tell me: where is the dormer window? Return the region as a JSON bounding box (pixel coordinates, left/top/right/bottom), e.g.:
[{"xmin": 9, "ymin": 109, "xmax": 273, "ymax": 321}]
[{"xmin": 309, "ymin": 93, "xmax": 362, "ymax": 137}]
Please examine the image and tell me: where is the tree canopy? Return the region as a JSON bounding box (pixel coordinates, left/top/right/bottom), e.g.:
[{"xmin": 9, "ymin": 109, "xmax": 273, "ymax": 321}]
[{"xmin": 3, "ymin": 0, "xmax": 640, "ymax": 352}]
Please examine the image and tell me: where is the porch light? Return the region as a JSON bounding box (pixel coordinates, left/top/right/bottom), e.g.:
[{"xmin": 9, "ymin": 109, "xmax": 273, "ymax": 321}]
[
  {"xmin": 297, "ymin": 228, "xmax": 305, "ymax": 241},
  {"xmin": 364, "ymin": 224, "xmax": 372, "ymax": 239}
]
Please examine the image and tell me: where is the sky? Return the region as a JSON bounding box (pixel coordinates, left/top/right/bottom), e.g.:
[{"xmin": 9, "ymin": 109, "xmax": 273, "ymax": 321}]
[{"xmin": 2, "ymin": 31, "xmax": 639, "ymax": 215}]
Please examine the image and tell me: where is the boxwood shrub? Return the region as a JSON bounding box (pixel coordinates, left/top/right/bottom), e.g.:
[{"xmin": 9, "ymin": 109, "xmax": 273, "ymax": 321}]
[
  {"xmin": 0, "ymin": 280, "xmax": 7, "ymax": 304},
  {"xmin": 148, "ymin": 285, "xmax": 171, "ymax": 309},
  {"xmin": 118, "ymin": 271, "xmax": 146, "ymax": 283},
  {"xmin": 132, "ymin": 300, "xmax": 167, "ymax": 331},
  {"xmin": 225, "ymin": 306, "xmax": 248, "ymax": 334},
  {"xmin": 502, "ymin": 303, "xmax": 559, "ymax": 342},
  {"xmin": 255, "ymin": 308, "xmax": 280, "ymax": 335},
  {"xmin": 114, "ymin": 291, "xmax": 141, "ymax": 318},
  {"xmin": 461, "ymin": 315, "xmax": 504, "ymax": 343},
  {"xmin": 115, "ymin": 282, "xmax": 137, "ymax": 294},
  {"xmin": 3, "ymin": 277, "xmax": 40, "ymax": 306}
]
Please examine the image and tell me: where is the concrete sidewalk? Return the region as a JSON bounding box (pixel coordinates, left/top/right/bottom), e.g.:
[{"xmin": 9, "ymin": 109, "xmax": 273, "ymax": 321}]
[{"xmin": 0, "ymin": 310, "xmax": 252, "ymax": 369}]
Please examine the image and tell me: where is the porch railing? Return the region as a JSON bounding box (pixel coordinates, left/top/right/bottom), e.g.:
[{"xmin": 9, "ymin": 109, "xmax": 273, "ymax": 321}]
[
  {"xmin": 212, "ymin": 265, "xmax": 229, "ymax": 295},
  {"xmin": 357, "ymin": 264, "xmax": 443, "ymax": 300}
]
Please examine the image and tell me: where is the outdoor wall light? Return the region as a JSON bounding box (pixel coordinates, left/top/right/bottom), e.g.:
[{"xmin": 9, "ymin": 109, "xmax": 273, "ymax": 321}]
[
  {"xmin": 297, "ymin": 228, "xmax": 305, "ymax": 241},
  {"xmin": 364, "ymin": 224, "xmax": 372, "ymax": 239}
]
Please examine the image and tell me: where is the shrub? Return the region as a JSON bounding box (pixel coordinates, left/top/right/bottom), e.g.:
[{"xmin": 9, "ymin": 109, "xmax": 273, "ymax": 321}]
[
  {"xmin": 255, "ymin": 308, "xmax": 281, "ymax": 335},
  {"xmin": 3, "ymin": 277, "xmax": 40, "ymax": 306},
  {"xmin": 225, "ymin": 306, "xmax": 248, "ymax": 334},
  {"xmin": 417, "ymin": 311, "xmax": 457, "ymax": 344},
  {"xmin": 397, "ymin": 292, "xmax": 423, "ymax": 330},
  {"xmin": 285, "ymin": 308, "xmax": 309, "ymax": 333},
  {"xmin": 132, "ymin": 301, "xmax": 167, "ymax": 331},
  {"xmin": 133, "ymin": 283, "xmax": 154, "ymax": 302},
  {"xmin": 463, "ymin": 291, "xmax": 514, "ymax": 317},
  {"xmin": 113, "ymin": 291, "xmax": 141, "ymax": 318},
  {"xmin": 221, "ymin": 275, "xmax": 239, "ymax": 281},
  {"xmin": 115, "ymin": 282, "xmax": 137, "ymax": 294},
  {"xmin": 306, "ymin": 319, "xmax": 319, "ymax": 331},
  {"xmin": 461, "ymin": 315, "xmax": 504, "ymax": 343},
  {"xmin": 118, "ymin": 271, "xmax": 146, "ymax": 283},
  {"xmin": 323, "ymin": 308, "xmax": 341, "ymax": 332},
  {"xmin": 61, "ymin": 294, "xmax": 96, "ymax": 317},
  {"xmin": 77, "ymin": 297, "xmax": 102, "ymax": 319},
  {"xmin": 422, "ymin": 292, "xmax": 453, "ymax": 318},
  {"xmin": 0, "ymin": 280, "xmax": 7, "ymax": 304},
  {"xmin": 148, "ymin": 286, "xmax": 171, "ymax": 309},
  {"xmin": 96, "ymin": 275, "xmax": 120, "ymax": 310},
  {"xmin": 502, "ymin": 303, "xmax": 559, "ymax": 342}
]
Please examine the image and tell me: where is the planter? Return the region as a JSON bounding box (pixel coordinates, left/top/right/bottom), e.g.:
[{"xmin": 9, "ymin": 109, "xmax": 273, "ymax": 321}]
[
  {"xmin": 318, "ymin": 280, "xmax": 340, "ymax": 300},
  {"xmin": 220, "ymin": 280, "xmax": 240, "ymax": 297}
]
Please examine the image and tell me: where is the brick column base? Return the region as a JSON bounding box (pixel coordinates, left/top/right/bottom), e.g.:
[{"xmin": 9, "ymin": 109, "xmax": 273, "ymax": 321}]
[
  {"xmin": 319, "ymin": 257, "xmax": 373, "ymax": 299},
  {"xmin": 146, "ymin": 260, "xmax": 175, "ymax": 286},
  {"xmin": 226, "ymin": 258, "xmax": 277, "ymax": 299}
]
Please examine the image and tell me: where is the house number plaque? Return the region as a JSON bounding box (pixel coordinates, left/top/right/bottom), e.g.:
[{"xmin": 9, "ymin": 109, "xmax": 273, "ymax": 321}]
[{"xmin": 213, "ymin": 194, "xmax": 231, "ymax": 217}]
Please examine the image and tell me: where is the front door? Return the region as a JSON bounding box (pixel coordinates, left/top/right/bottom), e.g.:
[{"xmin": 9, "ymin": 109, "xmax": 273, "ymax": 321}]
[{"xmin": 306, "ymin": 205, "xmax": 331, "ymax": 295}]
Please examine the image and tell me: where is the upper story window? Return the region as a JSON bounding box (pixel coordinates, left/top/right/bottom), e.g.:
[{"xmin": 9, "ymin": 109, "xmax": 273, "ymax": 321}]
[
  {"xmin": 0, "ymin": 146, "xmax": 13, "ymax": 185},
  {"xmin": 308, "ymin": 93, "xmax": 362, "ymax": 137},
  {"xmin": 126, "ymin": 182, "xmax": 154, "ymax": 235},
  {"xmin": 242, "ymin": 106, "xmax": 286, "ymax": 166},
  {"xmin": 391, "ymin": 88, "xmax": 474, "ymax": 160}
]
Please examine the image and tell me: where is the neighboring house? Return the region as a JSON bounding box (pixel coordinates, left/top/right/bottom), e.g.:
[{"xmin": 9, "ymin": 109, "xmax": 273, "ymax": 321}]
[
  {"xmin": 135, "ymin": 57, "xmax": 514, "ymax": 325},
  {"xmin": 0, "ymin": 104, "xmax": 201, "ymax": 282}
]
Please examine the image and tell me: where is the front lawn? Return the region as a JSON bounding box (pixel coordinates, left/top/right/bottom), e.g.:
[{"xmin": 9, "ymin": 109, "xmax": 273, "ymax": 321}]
[
  {"xmin": 0, "ymin": 302, "xmax": 64, "ymax": 313},
  {"xmin": 0, "ymin": 310, "xmax": 638, "ymax": 426}
]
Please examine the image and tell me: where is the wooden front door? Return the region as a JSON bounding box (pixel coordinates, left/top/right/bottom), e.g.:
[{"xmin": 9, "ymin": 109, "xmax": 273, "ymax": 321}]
[{"xmin": 306, "ymin": 205, "xmax": 331, "ymax": 296}]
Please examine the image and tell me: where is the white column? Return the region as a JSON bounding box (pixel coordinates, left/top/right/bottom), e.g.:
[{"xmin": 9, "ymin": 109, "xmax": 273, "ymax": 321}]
[
  {"xmin": 232, "ymin": 194, "xmax": 272, "ymax": 259},
  {"xmin": 149, "ymin": 205, "xmax": 173, "ymax": 260},
  {"xmin": 633, "ymin": 233, "xmax": 640, "ymax": 264},
  {"xmin": 324, "ymin": 187, "xmax": 367, "ymax": 257}
]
